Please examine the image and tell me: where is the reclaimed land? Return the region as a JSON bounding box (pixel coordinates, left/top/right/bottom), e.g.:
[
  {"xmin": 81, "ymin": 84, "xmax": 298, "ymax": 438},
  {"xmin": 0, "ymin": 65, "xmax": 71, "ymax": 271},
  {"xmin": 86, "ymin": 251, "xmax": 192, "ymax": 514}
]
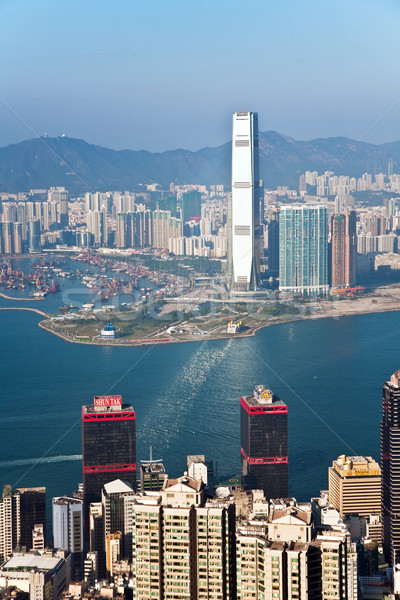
[{"xmin": 2, "ymin": 282, "xmax": 400, "ymax": 346}]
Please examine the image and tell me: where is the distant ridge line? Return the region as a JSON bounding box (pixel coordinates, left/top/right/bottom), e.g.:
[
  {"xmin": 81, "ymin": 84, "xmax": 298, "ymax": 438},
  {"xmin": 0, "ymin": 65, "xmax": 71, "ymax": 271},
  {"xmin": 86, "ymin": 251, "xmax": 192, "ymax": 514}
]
[{"xmin": 0, "ymin": 131, "xmax": 398, "ymax": 193}]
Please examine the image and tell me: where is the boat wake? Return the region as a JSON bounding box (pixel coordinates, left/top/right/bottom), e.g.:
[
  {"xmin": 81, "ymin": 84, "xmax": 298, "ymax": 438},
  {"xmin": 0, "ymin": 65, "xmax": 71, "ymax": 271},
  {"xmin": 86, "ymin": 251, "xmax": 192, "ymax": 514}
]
[{"xmin": 0, "ymin": 454, "xmax": 82, "ymax": 468}]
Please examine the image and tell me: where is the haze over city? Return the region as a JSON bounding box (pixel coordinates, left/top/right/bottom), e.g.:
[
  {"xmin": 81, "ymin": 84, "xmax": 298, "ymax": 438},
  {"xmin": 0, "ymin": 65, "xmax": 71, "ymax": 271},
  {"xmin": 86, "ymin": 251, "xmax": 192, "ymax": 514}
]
[
  {"xmin": 2, "ymin": 0, "xmax": 400, "ymax": 151},
  {"xmin": 5, "ymin": 1, "xmax": 400, "ymax": 598}
]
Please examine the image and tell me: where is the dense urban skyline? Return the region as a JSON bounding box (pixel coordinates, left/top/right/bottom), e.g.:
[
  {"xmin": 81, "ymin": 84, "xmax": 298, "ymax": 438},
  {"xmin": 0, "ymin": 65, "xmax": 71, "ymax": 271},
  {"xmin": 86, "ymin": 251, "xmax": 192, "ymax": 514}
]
[
  {"xmin": 3, "ymin": 0, "xmax": 400, "ymax": 585},
  {"xmin": 2, "ymin": 0, "xmax": 400, "ymax": 151}
]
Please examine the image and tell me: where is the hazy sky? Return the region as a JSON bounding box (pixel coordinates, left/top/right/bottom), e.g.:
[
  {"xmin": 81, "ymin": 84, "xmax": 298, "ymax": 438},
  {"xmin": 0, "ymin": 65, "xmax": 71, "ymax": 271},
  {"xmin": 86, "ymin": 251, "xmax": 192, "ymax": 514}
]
[{"xmin": 2, "ymin": 0, "xmax": 400, "ymax": 151}]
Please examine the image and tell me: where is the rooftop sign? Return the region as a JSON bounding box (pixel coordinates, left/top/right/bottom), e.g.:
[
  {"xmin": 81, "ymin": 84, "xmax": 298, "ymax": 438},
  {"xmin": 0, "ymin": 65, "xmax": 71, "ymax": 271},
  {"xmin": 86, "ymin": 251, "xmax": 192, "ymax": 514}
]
[{"xmin": 94, "ymin": 395, "xmax": 122, "ymax": 407}]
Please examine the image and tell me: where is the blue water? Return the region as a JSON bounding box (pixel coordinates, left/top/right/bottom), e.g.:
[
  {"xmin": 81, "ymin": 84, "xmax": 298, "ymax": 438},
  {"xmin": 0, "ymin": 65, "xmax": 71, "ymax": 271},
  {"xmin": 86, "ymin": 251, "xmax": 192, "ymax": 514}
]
[
  {"xmin": 1, "ymin": 262, "xmax": 399, "ymax": 520},
  {"xmin": 3, "ymin": 256, "xmax": 155, "ymax": 310}
]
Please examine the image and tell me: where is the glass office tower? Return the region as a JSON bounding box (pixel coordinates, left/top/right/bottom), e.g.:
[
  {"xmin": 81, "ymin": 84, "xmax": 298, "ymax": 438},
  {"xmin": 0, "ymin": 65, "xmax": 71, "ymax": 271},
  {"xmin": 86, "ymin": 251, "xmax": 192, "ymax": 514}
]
[
  {"xmin": 240, "ymin": 385, "xmax": 288, "ymax": 499},
  {"xmin": 82, "ymin": 396, "xmax": 136, "ymax": 520}
]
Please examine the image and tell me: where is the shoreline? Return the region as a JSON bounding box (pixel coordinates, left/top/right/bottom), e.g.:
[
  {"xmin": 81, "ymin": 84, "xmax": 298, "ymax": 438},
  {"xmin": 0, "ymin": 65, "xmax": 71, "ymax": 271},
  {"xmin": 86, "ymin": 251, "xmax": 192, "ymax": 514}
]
[{"xmin": 2, "ymin": 296, "xmax": 400, "ymax": 347}]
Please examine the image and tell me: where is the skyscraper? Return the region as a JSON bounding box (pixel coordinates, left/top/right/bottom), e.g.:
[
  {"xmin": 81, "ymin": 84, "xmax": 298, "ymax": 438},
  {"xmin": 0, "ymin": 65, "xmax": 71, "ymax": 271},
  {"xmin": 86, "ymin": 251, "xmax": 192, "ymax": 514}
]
[
  {"xmin": 131, "ymin": 475, "xmax": 236, "ymax": 600},
  {"xmin": 127, "ymin": 210, "xmax": 152, "ymax": 248},
  {"xmin": 28, "ymin": 219, "xmax": 41, "ymax": 253},
  {"xmin": 181, "ymin": 191, "xmax": 201, "ymax": 223},
  {"xmin": 1, "ymin": 222, "xmax": 14, "ymax": 254},
  {"xmin": 0, "ymin": 486, "xmax": 20, "ymax": 563},
  {"xmin": 0, "ymin": 486, "xmax": 46, "ymax": 560},
  {"xmin": 151, "ymin": 210, "xmax": 183, "ymax": 249},
  {"xmin": 101, "ymin": 479, "xmax": 134, "ymax": 561},
  {"xmin": 381, "ymin": 369, "xmax": 400, "ymax": 565},
  {"xmin": 240, "ymin": 385, "xmax": 288, "ymax": 499},
  {"xmin": 15, "ymin": 487, "xmax": 46, "ymax": 550},
  {"xmin": 229, "ymin": 111, "xmax": 261, "ymax": 291},
  {"xmin": 115, "ymin": 213, "xmax": 127, "ymax": 248},
  {"xmin": 82, "ymin": 395, "xmax": 136, "ymax": 523},
  {"xmin": 330, "ymin": 211, "xmax": 356, "ymax": 288},
  {"xmin": 87, "ymin": 210, "xmax": 107, "ymax": 246},
  {"xmin": 52, "ymin": 496, "xmax": 83, "ymax": 579},
  {"xmin": 12, "ymin": 223, "xmax": 22, "ymax": 254},
  {"xmin": 279, "ymin": 204, "xmax": 329, "ymax": 296},
  {"xmin": 159, "ymin": 195, "xmax": 178, "ymax": 217},
  {"xmin": 267, "ymin": 211, "xmax": 279, "ymax": 274},
  {"xmin": 328, "ymin": 454, "xmax": 381, "ymax": 517}
]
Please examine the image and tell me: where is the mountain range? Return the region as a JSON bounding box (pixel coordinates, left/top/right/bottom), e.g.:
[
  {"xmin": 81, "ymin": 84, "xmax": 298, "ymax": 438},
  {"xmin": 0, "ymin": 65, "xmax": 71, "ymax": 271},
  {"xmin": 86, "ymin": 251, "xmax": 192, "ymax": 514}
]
[{"xmin": 0, "ymin": 132, "xmax": 399, "ymax": 194}]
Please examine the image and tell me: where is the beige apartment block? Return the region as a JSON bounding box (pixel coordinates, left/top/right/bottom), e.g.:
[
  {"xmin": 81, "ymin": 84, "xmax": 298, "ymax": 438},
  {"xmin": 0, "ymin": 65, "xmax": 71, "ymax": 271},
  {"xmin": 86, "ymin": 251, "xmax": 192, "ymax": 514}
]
[
  {"xmin": 131, "ymin": 475, "xmax": 235, "ymax": 600},
  {"xmin": 131, "ymin": 502, "xmax": 163, "ymax": 600}
]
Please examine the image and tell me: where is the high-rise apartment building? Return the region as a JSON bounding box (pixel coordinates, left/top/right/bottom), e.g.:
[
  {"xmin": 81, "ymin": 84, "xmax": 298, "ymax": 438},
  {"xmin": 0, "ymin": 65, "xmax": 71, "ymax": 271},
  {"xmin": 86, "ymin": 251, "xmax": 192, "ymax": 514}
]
[
  {"xmin": 131, "ymin": 496, "xmax": 163, "ymax": 599},
  {"xmin": 240, "ymin": 385, "xmax": 288, "ymax": 500},
  {"xmin": 316, "ymin": 530, "xmax": 358, "ymax": 600},
  {"xmin": 151, "ymin": 210, "xmax": 183, "ymax": 249},
  {"xmin": 48, "ymin": 186, "xmax": 68, "ymax": 203},
  {"xmin": 1, "ymin": 222, "xmax": 14, "ymax": 254},
  {"xmin": 328, "ymin": 454, "xmax": 381, "ymax": 517},
  {"xmin": 0, "ymin": 486, "xmax": 20, "ymax": 563},
  {"xmin": 87, "ymin": 210, "xmax": 107, "ymax": 246},
  {"xmin": 16, "ymin": 206, "xmax": 27, "ymax": 240},
  {"xmin": 82, "ymin": 395, "xmax": 136, "ymax": 522},
  {"xmin": 330, "ymin": 211, "xmax": 356, "ymax": 288},
  {"xmin": 115, "ymin": 212, "xmax": 128, "ymax": 248},
  {"xmin": 279, "ymin": 204, "xmax": 329, "ymax": 296},
  {"xmin": 131, "ymin": 475, "xmax": 236, "ymax": 600},
  {"xmin": 236, "ymin": 497, "xmax": 358, "ymax": 600},
  {"xmin": 85, "ymin": 192, "xmax": 102, "ymax": 212},
  {"xmin": 112, "ymin": 192, "xmax": 135, "ymax": 214},
  {"xmin": 229, "ymin": 111, "xmax": 261, "ymax": 291},
  {"xmin": 126, "ymin": 210, "xmax": 152, "ymax": 248},
  {"xmin": 381, "ymin": 368, "xmax": 400, "ymax": 565},
  {"xmin": 12, "ymin": 223, "xmax": 22, "ymax": 254}
]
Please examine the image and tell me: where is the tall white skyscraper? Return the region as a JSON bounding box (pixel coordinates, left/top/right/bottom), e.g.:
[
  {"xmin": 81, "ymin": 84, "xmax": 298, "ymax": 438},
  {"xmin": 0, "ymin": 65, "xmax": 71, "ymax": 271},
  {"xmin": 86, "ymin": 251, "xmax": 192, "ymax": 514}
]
[{"xmin": 229, "ymin": 111, "xmax": 261, "ymax": 291}]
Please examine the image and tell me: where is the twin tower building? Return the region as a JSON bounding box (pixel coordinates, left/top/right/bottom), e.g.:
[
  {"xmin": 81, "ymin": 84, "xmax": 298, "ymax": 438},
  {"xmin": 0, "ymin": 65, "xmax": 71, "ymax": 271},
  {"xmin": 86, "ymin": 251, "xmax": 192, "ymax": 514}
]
[{"xmin": 82, "ymin": 387, "xmax": 288, "ymax": 519}]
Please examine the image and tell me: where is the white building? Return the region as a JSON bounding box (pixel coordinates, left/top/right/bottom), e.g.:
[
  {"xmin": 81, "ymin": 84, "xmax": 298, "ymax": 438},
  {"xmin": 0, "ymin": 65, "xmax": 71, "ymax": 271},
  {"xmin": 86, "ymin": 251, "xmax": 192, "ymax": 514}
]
[
  {"xmin": 229, "ymin": 111, "xmax": 261, "ymax": 291},
  {"xmin": 52, "ymin": 496, "xmax": 83, "ymax": 554}
]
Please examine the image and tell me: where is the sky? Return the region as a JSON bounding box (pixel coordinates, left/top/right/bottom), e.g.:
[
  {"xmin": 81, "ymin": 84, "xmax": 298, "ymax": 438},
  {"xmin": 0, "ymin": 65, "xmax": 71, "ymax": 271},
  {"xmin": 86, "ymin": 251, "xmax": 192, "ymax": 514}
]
[{"xmin": 2, "ymin": 0, "xmax": 400, "ymax": 152}]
